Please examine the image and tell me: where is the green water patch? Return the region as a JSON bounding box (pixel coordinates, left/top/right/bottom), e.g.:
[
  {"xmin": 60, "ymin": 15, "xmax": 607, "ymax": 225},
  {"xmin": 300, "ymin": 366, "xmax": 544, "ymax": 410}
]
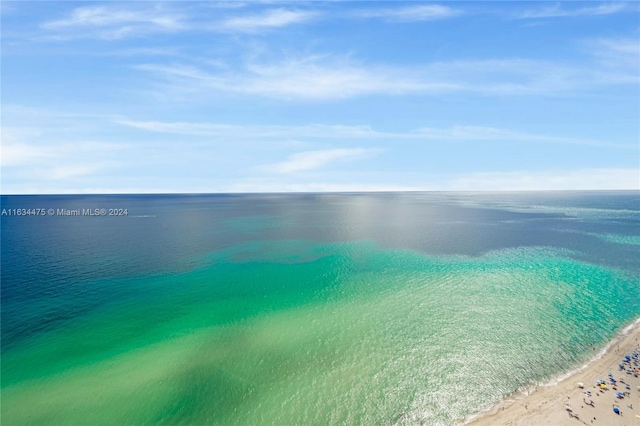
[
  {"xmin": 1, "ymin": 248, "xmax": 349, "ymax": 387},
  {"xmin": 2, "ymin": 241, "xmax": 639, "ymax": 425}
]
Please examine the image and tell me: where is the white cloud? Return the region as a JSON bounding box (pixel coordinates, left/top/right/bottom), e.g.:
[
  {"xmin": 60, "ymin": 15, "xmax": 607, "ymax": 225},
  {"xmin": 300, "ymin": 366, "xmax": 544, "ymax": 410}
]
[
  {"xmin": 219, "ymin": 9, "xmax": 318, "ymax": 32},
  {"xmin": 356, "ymin": 5, "xmax": 461, "ymax": 22},
  {"xmin": 43, "ymin": 7, "xmax": 176, "ymax": 29},
  {"xmin": 241, "ymin": 58, "xmax": 455, "ymax": 98},
  {"xmin": 588, "ymin": 37, "xmax": 640, "ymax": 69},
  {"xmin": 597, "ymin": 38, "xmax": 640, "ymax": 57},
  {"xmin": 116, "ymin": 119, "xmax": 634, "ymax": 149},
  {"xmin": 261, "ymin": 148, "xmax": 378, "ymax": 173},
  {"xmin": 1, "ymin": 138, "xmax": 128, "ymax": 167},
  {"xmin": 135, "ymin": 57, "xmax": 457, "ymax": 100},
  {"xmin": 45, "ymin": 162, "xmax": 118, "ymax": 180},
  {"xmin": 518, "ymin": 2, "xmax": 629, "ymax": 19},
  {"xmin": 0, "ymin": 142, "xmax": 56, "ymax": 166},
  {"xmin": 2, "ymin": 181, "xmax": 421, "ymax": 195},
  {"xmin": 224, "ymin": 168, "xmax": 640, "ymax": 193},
  {"xmin": 224, "ymin": 180, "xmax": 422, "ymax": 193},
  {"xmin": 413, "ymin": 125, "xmax": 635, "ymax": 148},
  {"xmin": 41, "ymin": 5, "xmax": 184, "ymax": 39},
  {"xmin": 116, "ymin": 119, "xmax": 390, "ymax": 139},
  {"xmin": 100, "ymin": 47, "xmax": 183, "ymax": 57},
  {"xmin": 1, "ymin": 121, "xmax": 129, "ymax": 192},
  {"xmin": 36, "ymin": 4, "xmax": 317, "ymax": 40},
  {"xmin": 6, "ymin": 167, "xmax": 637, "ymax": 194},
  {"xmin": 135, "ymin": 52, "xmax": 638, "ymax": 101}
]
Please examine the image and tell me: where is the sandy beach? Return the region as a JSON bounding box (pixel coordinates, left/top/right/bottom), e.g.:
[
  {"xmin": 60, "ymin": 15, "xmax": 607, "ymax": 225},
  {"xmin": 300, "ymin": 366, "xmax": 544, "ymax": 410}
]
[{"xmin": 465, "ymin": 320, "xmax": 640, "ymax": 426}]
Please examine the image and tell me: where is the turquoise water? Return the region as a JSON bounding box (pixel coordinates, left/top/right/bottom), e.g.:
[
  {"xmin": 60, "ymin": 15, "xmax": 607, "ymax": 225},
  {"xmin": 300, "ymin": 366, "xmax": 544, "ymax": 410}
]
[{"xmin": 2, "ymin": 192, "xmax": 639, "ymax": 425}]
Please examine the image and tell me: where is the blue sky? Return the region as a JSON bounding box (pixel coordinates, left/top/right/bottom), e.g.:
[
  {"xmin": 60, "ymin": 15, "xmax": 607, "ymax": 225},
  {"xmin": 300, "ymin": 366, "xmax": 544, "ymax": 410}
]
[{"xmin": 1, "ymin": 1, "xmax": 639, "ymax": 193}]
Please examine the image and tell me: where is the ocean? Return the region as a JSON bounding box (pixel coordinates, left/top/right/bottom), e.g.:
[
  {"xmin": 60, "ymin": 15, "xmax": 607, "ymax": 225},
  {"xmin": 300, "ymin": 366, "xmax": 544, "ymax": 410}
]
[{"xmin": 1, "ymin": 191, "xmax": 639, "ymax": 425}]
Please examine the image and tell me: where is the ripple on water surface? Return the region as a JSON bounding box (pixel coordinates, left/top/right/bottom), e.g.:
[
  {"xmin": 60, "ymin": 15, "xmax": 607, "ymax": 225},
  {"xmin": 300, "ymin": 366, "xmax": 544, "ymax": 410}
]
[{"xmin": 2, "ymin": 241, "xmax": 639, "ymax": 425}]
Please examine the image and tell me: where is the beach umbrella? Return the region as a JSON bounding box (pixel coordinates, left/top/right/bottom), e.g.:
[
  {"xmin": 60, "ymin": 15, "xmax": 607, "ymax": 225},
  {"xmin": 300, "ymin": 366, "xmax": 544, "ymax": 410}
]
[
  {"xmin": 616, "ymin": 392, "xmax": 624, "ymax": 398},
  {"xmin": 613, "ymin": 407, "xmax": 620, "ymax": 415}
]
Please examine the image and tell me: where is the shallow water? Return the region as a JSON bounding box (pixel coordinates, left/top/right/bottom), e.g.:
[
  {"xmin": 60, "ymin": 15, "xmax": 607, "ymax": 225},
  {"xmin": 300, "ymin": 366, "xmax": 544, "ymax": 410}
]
[{"xmin": 2, "ymin": 192, "xmax": 639, "ymax": 425}]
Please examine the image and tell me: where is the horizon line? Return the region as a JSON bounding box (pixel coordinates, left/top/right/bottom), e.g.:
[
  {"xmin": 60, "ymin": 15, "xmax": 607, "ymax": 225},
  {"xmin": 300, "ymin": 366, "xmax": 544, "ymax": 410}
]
[{"xmin": 2, "ymin": 189, "xmax": 639, "ymax": 197}]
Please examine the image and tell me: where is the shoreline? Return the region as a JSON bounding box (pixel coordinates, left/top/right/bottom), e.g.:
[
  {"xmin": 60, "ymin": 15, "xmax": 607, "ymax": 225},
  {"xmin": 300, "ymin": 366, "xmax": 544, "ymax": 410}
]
[{"xmin": 463, "ymin": 318, "xmax": 640, "ymax": 425}]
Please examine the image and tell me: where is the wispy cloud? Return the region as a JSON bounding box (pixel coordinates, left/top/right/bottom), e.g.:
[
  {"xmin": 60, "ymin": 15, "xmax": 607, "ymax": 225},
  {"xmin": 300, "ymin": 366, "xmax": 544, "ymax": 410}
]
[
  {"xmin": 588, "ymin": 37, "xmax": 640, "ymax": 69},
  {"xmin": 43, "ymin": 6, "xmax": 181, "ymax": 29},
  {"xmin": 116, "ymin": 119, "xmax": 635, "ymax": 149},
  {"xmin": 115, "ymin": 120, "xmax": 382, "ymax": 139},
  {"xmin": 37, "ymin": 4, "xmax": 318, "ymax": 41},
  {"xmin": 412, "ymin": 125, "xmax": 635, "ymax": 148},
  {"xmin": 355, "ymin": 5, "xmax": 461, "ymax": 22},
  {"xmin": 219, "ymin": 9, "xmax": 318, "ymax": 32},
  {"xmin": 46, "ymin": 162, "xmax": 120, "ymax": 180},
  {"xmin": 6, "ymin": 167, "xmax": 637, "ymax": 194},
  {"xmin": 1, "ymin": 108, "xmax": 131, "ymax": 191},
  {"xmin": 517, "ymin": 2, "xmax": 629, "ymax": 19},
  {"xmin": 0, "ymin": 141, "xmax": 56, "ymax": 166},
  {"xmin": 100, "ymin": 47, "xmax": 183, "ymax": 57},
  {"xmin": 224, "ymin": 180, "xmax": 422, "ymax": 193},
  {"xmin": 1, "ymin": 137, "xmax": 127, "ymax": 171},
  {"xmin": 1, "ymin": 140, "xmax": 124, "ymax": 190},
  {"xmin": 225, "ymin": 168, "xmax": 640, "ymax": 193},
  {"xmin": 134, "ymin": 56, "xmax": 456, "ymax": 100},
  {"xmin": 135, "ymin": 52, "xmax": 638, "ymax": 101},
  {"xmin": 260, "ymin": 148, "xmax": 378, "ymax": 173},
  {"xmin": 41, "ymin": 4, "xmax": 184, "ymax": 40},
  {"xmin": 1, "ymin": 120, "xmax": 129, "ymax": 168},
  {"xmin": 4, "ymin": 106, "xmax": 637, "ymax": 193},
  {"xmin": 445, "ymin": 168, "xmax": 639, "ymax": 191}
]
